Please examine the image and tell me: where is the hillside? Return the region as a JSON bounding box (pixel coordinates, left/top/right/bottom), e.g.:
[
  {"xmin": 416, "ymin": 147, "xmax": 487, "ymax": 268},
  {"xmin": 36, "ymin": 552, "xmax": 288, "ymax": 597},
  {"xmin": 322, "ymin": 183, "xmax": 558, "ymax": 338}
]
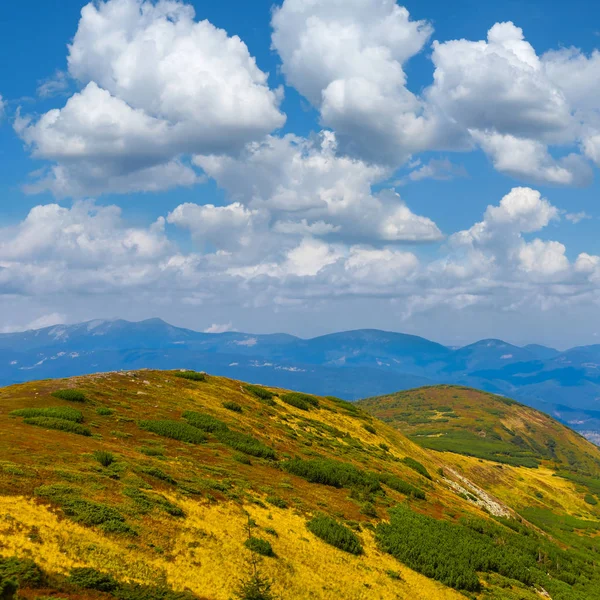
[
  {"xmin": 2, "ymin": 373, "xmax": 600, "ymax": 599},
  {"xmin": 3, "ymin": 319, "xmax": 600, "ymax": 441}
]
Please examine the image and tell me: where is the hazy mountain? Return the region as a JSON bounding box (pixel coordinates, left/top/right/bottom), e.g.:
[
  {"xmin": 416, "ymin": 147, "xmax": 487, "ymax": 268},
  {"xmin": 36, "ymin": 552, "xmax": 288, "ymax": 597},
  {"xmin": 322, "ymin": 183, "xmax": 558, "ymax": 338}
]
[{"xmin": 2, "ymin": 317, "xmax": 600, "ymax": 440}]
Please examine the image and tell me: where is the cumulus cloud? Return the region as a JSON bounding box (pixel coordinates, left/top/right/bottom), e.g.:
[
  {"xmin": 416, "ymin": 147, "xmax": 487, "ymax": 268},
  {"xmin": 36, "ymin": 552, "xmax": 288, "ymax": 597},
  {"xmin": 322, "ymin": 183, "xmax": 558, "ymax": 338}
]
[
  {"xmin": 194, "ymin": 131, "xmax": 442, "ymax": 244},
  {"xmin": 271, "ymin": 0, "xmax": 438, "ymax": 163},
  {"xmin": 17, "ymin": 0, "xmax": 284, "ymax": 196}
]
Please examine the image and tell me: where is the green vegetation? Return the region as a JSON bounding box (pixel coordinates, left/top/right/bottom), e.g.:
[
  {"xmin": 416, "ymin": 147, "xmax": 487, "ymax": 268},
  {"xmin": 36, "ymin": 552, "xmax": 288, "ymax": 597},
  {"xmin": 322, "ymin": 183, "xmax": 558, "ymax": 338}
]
[
  {"xmin": 51, "ymin": 389, "xmax": 86, "ymax": 403},
  {"xmin": 244, "ymin": 537, "xmax": 275, "ymax": 557},
  {"xmin": 183, "ymin": 411, "xmax": 276, "ymax": 459},
  {"xmin": 35, "ymin": 484, "xmax": 135, "ymax": 535},
  {"xmin": 281, "ymin": 457, "xmax": 380, "ymax": 494},
  {"xmin": 401, "ymin": 457, "xmax": 432, "ymax": 480},
  {"xmin": 244, "ymin": 384, "xmax": 276, "ymax": 406},
  {"xmin": 377, "ymin": 473, "xmax": 426, "ymax": 499},
  {"xmin": 123, "ymin": 487, "xmax": 185, "ymax": 518},
  {"xmin": 362, "ymin": 423, "xmax": 376, "ymax": 434},
  {"xmin": 10, "ymin": 407, "xmax": 83, "ymax": 422},
  {"xmin": 138, "ymin": 420, "xmax": 207, "ymax": 444},
  {"xmin": 585, "ymin": 494, "xmax": 598, "ymax": 506},
  {"xmin": 93, "ymin": 450, "xmax": 115, "ymax": 467},
  {"xmin": 306, "ymin": 515, "xmax": 363, "ymax": 555},
  {"xmin": 22, "ymin": 417, "xmax": 91, "ymax": 437},
  {"xmin": 266, "ymin": 495, "xmax": 287, "ymax": 509},
  {"xmin": 280, "ymin": 392, "xmax": 319, "ymax": 411},
  {"xmin": 376, "ymin": 504, "xmax": 600, "ymax": 596},
  {"xmin": 70, "ymin": 567, "xmax": 118, "ymax": 592},
  {"xmin": 173, "ymin": 371, "xmax": 206, "ymax": 382},
  {"xmin": 141, "ymin": 466, "xmax": 176, "ymax": 485},
  {"xmin": 96, "ymin": 407, "xmax": 114, "ymax": 416},
  {"xmin": 0, "ymin": 556, "xmax": 44, "ymax": 589},
  {"xmin": 223, "ymin": 401, "xmax": 243, "ymax": 413}
]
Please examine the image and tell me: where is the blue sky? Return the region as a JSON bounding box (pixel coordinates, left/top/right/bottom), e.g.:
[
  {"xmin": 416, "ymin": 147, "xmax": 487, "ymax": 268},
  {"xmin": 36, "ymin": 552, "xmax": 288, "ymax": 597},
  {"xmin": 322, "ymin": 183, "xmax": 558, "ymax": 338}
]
[{"xmin": 1, "ymin": 0, "xmax": 600, "ymax": 348}]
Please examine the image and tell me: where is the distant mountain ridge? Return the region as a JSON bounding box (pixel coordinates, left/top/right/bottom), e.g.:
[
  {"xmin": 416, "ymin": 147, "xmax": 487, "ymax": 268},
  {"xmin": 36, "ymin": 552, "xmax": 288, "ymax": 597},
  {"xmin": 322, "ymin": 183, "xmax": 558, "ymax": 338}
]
[{"xmin": 2, "ymin": 317, "xmax": 600, "ymax": 441}]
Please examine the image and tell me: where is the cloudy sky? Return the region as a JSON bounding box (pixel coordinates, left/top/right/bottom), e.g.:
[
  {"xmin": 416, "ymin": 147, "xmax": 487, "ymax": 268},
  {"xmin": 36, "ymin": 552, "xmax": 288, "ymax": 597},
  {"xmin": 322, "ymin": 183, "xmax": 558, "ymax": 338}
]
[{"xmin": 2, "ymin": 0, "xmax": 600, "ymax": 348}]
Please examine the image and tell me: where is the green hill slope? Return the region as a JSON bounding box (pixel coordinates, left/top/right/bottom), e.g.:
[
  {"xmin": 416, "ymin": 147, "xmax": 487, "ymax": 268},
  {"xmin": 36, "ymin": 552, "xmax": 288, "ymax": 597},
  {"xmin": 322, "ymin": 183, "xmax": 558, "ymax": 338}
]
[{"xmin": 2, "ymin": 373, "xmax": 600, "ymax": 599}]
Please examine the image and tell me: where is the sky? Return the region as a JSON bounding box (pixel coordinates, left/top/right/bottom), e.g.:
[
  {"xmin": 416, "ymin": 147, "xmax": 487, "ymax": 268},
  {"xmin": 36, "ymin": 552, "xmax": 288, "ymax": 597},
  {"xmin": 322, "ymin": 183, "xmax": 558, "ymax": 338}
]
[{"xmin": 2, "ymin": 0, "xmax": 600, "ymax": 348}]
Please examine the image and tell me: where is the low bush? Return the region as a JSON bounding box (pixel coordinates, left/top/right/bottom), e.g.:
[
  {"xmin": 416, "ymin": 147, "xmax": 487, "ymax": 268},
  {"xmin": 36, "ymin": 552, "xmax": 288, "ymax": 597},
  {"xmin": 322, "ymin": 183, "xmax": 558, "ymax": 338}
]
[
  {"xmin": 266, "ymin": 495, "xmax": 287, "ymax": 509},
  {"xmin": 173, "ymin": 371, "xmax": 206, "ymax": 382},
  {"xmin": 402, "ymin": 457, "xmax": 432, "ymax": 480},
  {"xmin": 244, "ymin": 537, "xmax": 275, "ymax": 557},
  {"xmin": 123, "ymin": 487, "xmax": 185, "ymax": 518},
  {"xmin": 362, "ymin": 423, "xmax": 376, "ymax": 435},
  {"xmin": 140, "ymin": 446, "xmax": 164, "ymax": 457},
  {"xmin": 70, "ymin": 567, "xmax": 118, "ymax": 592},
  {"xmin": 282, "ymin": 458, "xmax": 380, "ymax": 494},
  {"xmin": 244, "ymin": 384, "xmax": 275, "ymax": 405},
  {"xmin": 218, "ymin": 430, "xmax": 277, "ymax": 460},
  {"xmin": 183, "ymin": 411, "xmax": 276, "ymax": 459},
  {"xmin": 138, "ymin": 420, "xmax": 207, "ymax": 444},
  {"xmin": 96, "ymin": 407, "xmax": 114, "ymax": 416},
  {"xmin": 585, "ymin": 494, "xmax": 598, "ymax": 506},
  {"xmin": 306, "ymin": 515, "xmax": 363, "ymax": 555},
  {"xmin": 142, "ymin": 466, "xmax": 176, "ymax": 485},
  {"xmin": 377, "ymin": 473, "xmax": 426, "ymax": 500},
  {"xmin": 22, "ymin": 417, "xmax": 91, "ymax": 437},
  {"xmin": 0, "ymin": 575, "xmax": 17, "ymax": 599},
  {"xmin": 93, "ymin": 450, "xmax": 115, "ymax": 467},
  {"xmin": 0, "ymin": 556, "xmax": 44, "ymax": 588},
  {"xmin": 51, "ymin": 389, "xmax": 86, "ymax": 403},
  {"xmin": 327, "ymin": 396, "xmax": 359, "ymax": 414},
  {"xmin": 223, "ymin": 401, "xmax": 243, "ymax": 413},
  {"xmin": 183, "ymin": 411, "xmax": 228, "ymax": 433},
  {"xmin": 10, "ymin": 407, "xmax": 83, "ymax": 423},
  {"xmin": 281, "ymin": 392, "xmax": 319, "ymax": 411}
]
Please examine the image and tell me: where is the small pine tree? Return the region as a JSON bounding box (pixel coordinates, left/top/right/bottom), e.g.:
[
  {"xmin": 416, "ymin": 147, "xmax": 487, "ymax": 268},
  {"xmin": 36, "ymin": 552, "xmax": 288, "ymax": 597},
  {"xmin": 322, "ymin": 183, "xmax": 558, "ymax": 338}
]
[{"xmin": 234, "ymin": 517, "xmax": 277, "ymax": 600}]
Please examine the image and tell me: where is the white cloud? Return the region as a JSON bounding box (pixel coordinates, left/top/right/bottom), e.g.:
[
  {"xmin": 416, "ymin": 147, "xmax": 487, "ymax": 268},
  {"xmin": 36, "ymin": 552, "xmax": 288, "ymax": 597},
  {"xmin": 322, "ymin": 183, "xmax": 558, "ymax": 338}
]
[
  {"xmin": 0, "ymin": 313, "xmax": 67, "ymax": 334},
  {"xmin": 37, "ymin": 70, "xmax": 70, "ymax": 98},
  {"xmin": 204, "ymin": 322, "xmax": 235, "ymax": 333},
  {"xmin": 404, "ymin": 158, "xmax": 467, "ymax": 183},
  {"xmin": 271, "ymin": 0, "xmax": 437, "ymax": 163},
  {"xmin": 194, "ymin": 131, "xmax": 442, "ymax": 244},
  {"xmin": 518, "ymin": 239, "xmax": 569, "ymax": 277},
  {"xmin": 17, "ymin": 0, "xmax": 284, "ymax": 196},
  {"xmin": 565, "ymin": 211, "xmax": 592, "ymax": 224}
]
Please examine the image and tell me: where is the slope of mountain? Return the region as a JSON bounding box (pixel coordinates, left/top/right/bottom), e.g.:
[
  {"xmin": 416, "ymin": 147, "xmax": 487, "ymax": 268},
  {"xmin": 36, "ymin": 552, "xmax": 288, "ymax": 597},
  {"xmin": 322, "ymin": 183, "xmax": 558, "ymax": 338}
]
[
  {"xmin": 3, "ymin": 372, "xmax": 600, "ymax": 599},
  {"xmin": 3, "ymin": 318, "xmax": 600, "ymax": 440},
  {"xmin": 359, "ymin": 385, "xmax": 600, "ymax": 471}
]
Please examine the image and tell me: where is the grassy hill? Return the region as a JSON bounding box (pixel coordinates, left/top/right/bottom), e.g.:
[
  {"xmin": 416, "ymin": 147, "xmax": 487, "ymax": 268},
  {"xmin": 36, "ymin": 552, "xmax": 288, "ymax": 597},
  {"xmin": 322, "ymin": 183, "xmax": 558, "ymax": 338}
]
[{"xmin": 2, "ymin": 373, "xmax": 600, "ymax": 599}]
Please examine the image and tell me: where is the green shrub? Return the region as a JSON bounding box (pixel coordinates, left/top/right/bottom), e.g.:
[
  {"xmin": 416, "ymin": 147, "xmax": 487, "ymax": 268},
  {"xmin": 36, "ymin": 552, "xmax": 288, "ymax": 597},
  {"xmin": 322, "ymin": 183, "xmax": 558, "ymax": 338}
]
[
  {"xmin": 10, "ymin": 407, "xmax": 83, "ymax": 422},
  {"xmin": 173, "ymin": 371, "xmax": 206, "ymax": 382},
  {"xmin": 362, "ymin": 423, "xmax": 376, "ymax": 434},
  {"xmin": 282, "ymin": 458, "xmax": 380, "ymax": 493},
  {"xmin": 327, "ymin": 396, "xmax": 359, "ymax": 414},
  {"xmin": 62, "ymin": 498, "xmax": 126, "ymax": 527},
  {"xmin": 402, "ymin": 457, "xmax": 432, "ymax": 480},
  {"xmin": 266, "ymin": 495, "xmax": 287, "ymax": 509},
  {"xmin": 22, "ymin": 417, "xmax": 91, "ymax": 437},
  {"xmin": 244, "ymin": 537, "xmax": 275, "ymax": 557},
  {"xmin": 140, "ymin": 446, "xmax": 164, "ymax": 457},
  {"xmin": 51, "ymin": 389, "xmax": 86, "ymax": 403},
  {"xmin": 0, "ymin": 556, "xmax": 44, "ymax": 588},
  {"xmin": 217, "ymin": 430, "xmax": 277, "ymax": 460},
  {"xmin": 280, "ymin": 392, "xmax": 319, "ymax": 411},
  {"xmin": 585, "ymin": 494, "xmax": 598, "ymax": 506},
  {"xmin": 182, "ymin": 411, "xmax": 228, "ymax": 433},
  {"xmin": 223, "ymin": 401, "xmax": 243, "ymax": 413},
  {"xmin": 100, "ymin": 519, "xmax": 137, "ymax": 536},
  {"xmin": 96, "ymin": 407, "xmax": 114, "ymax": 416},
  {"xmin": 183, "ymin": 411, "xmax": 276, "ymax": 459},
  {"xmin": 138, "ymin": 420, "xmax": 207, "ymax": 444},
  {"xmin": 244, "ymin": 384, "xmax": 275, "ymax": 405},
  {"xmin": 70, "ymin": 567, "xmax": 117, "ymax": 592},
  {"xmin": 233, "ymin": 453, "xmax": 252, "ymax": 465},
  {"xmin": 142, "ymin": 466, "xmax": 176, "ymax": 485},
  {"xmin": 375, "ymin": 505, "xmax": 575, "ymax": 593},
  {"xmin": 93, "ymin": 450, "xmax": 115, "ymax": 467},
  {"xmin": 377, "ymin": 473, "xmax": 426, "ymax": 500},
  {"xmin": 0, "ymin": 575, "xmax": 17, "ymax": 600},
  {"xmin": 307, "ymin": 515, "xmax": 363, "ymax": 555},
  {"xmin": 123, "ymin": 487, "xmax": 185, "ymax": 518}
]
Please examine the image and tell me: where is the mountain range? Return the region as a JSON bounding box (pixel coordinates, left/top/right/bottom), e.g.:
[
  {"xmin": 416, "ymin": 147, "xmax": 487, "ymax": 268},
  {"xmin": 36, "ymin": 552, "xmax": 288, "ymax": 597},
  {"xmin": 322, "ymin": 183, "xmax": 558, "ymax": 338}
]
[{"xmin": 2, "ymin": 317, "xmax": 600, "ymax": 441}]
